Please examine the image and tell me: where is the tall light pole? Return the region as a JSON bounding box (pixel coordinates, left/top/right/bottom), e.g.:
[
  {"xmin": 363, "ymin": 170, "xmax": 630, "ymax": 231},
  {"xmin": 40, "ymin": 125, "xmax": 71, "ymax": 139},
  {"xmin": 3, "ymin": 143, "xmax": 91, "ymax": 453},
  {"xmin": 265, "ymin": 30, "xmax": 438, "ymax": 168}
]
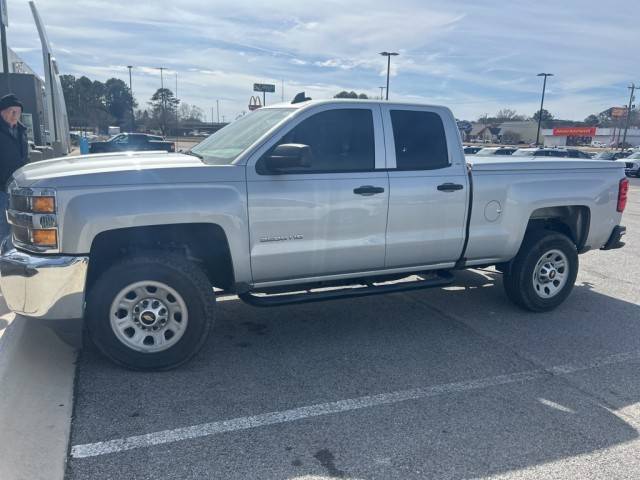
[
  {"xmin": 156, "ymin": 67, "xmax": 166, "ymax": 135},
  {"xmin": 127, "ymin": 65, "xmax": 134, "ymax": 132},
  {"xmin": 1, "ymin": 1, "xmax": 10, "ymax": 93},
  {"xmin": 379, "ymin": 52, "xmax": 398, "ymax": 100},
  {"xmin": 216, "ymin": 99, "xmax": 220, "ymax": 123},
  {"xmin": 621, "ymin": 83, "xmax": 636, "ymax": 150},
  {"xmin": 535, "ymin": 73, "xmax": 553, "ymax": 146}
]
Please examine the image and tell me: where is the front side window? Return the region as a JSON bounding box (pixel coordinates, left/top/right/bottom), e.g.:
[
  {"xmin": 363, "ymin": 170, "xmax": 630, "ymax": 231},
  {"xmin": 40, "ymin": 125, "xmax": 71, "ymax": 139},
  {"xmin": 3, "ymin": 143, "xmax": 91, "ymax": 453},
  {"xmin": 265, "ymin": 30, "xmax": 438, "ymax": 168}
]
[
  {"xmin": 390, "ymin": 110, "xmax": 449, "ymax": 170},
  {"xmin": 270, "ymin": 108, "xmax": 375, "ymax": 173}
]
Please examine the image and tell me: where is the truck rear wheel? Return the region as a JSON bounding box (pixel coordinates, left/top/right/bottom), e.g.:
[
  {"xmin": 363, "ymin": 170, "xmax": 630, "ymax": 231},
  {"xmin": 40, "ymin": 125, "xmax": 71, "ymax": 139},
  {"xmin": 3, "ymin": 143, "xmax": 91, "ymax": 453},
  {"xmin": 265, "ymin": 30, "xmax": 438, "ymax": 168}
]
[
  {"xmin": 86, "ymin": 252, "xmax": 214, "ymax": 370},
  {"xmin": 503, "ymin": 230, "xmax": 578, "ymax": 312}
]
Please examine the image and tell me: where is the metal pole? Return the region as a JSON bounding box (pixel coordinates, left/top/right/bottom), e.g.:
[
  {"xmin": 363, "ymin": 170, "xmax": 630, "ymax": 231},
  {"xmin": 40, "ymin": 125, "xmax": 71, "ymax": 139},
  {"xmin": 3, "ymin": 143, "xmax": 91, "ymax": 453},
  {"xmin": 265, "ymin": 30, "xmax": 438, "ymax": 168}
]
[
  {"xmin": 175, "ymin": 72, "xmax": 178, "ymax": 143},
  {"xmin": 211, "ymin": 107, "xmax": 214, "ymax": 125},
  {"xmin": 127, "ymin": 66, "xmax": 134, "ymax": 132},
  {"xmin": 0, "ymin": 19, "xmax": 10, "ymax": 92},
  {"xmin": 535, "ymin": 73, "xmax": 552, "ymax": 146},
  {"xmin": 379, "ymin": 86, "xmax": 385, "ymax": 100},
  {"xmin": 216, "ymin": 99, "xmax": 220, "ymax": 123},
  {"xmin": 621, "ymin": 83, "xmax": 636, "ymax": 150},
  {"xmin": 263, "ymin": 91, "xmax": 266, "ymax": 107},
  {"xmin": 385, "ymin": 55, "xmax": 391, "ymax": 100}
]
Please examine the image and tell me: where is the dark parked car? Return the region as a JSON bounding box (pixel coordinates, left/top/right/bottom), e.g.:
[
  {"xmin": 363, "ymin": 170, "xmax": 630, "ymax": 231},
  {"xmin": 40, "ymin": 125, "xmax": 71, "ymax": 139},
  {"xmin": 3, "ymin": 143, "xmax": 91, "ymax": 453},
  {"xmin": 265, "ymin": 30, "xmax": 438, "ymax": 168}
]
[
  {"xmin": 512, "ymin": 148, "xmax": 568, "ymax": 158},
  {"xmin": 463, "ymin": 146, "xmax": 483, "ymax": 154},
  {"xmin": 564, "ymin": 149, "xmax": 593, "ymax": 159},
  {"xmin": 89, "ymin": 133, "xmax": 176, "ymax": 154}
]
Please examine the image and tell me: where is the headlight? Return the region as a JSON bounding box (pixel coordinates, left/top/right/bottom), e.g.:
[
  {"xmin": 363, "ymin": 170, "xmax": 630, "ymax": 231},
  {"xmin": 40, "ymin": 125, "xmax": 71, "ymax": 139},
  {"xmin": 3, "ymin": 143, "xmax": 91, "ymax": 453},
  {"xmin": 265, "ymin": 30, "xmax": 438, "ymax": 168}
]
[
  {"xmin": 7, "ymin": 187, "xmax": 59, "ymax": 253},
  {"xmin": 31, "ymin": 196, "xmax": 56, "ymax": 213}
]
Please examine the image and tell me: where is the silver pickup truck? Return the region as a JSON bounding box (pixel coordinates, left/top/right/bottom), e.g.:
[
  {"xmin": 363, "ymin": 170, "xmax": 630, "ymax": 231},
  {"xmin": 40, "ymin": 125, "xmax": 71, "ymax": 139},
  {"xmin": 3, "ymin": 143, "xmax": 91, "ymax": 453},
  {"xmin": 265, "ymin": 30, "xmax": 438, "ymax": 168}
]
[{"xmin": 0, "ymin": 100, "xmax": 629, "ymax": 370}]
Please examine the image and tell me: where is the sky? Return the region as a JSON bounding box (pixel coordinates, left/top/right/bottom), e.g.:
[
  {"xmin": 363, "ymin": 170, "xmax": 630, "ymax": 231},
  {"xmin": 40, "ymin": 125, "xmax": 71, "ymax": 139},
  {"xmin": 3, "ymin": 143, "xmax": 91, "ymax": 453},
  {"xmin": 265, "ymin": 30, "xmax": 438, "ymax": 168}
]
[{"xmin": 4, "ymin": 0, "xmax": 639, "ymax": 122}]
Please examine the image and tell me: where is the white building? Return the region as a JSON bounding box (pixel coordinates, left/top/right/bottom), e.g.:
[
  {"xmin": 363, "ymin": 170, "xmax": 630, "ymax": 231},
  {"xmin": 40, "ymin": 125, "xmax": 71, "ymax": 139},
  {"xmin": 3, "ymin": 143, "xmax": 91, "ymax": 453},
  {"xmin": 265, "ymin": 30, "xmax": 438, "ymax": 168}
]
[{"xmin": 542, "ymin": 127, "xmax": 640, "ymax": 147}]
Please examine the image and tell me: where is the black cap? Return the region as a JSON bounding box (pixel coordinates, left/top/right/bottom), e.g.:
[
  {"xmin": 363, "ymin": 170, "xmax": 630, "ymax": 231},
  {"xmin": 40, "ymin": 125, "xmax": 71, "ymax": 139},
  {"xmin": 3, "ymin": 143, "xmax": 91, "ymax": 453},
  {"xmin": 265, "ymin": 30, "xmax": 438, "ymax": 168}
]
[{"xmin": 0, "ymin": 94, "xmax": 24, "ymax": 112}]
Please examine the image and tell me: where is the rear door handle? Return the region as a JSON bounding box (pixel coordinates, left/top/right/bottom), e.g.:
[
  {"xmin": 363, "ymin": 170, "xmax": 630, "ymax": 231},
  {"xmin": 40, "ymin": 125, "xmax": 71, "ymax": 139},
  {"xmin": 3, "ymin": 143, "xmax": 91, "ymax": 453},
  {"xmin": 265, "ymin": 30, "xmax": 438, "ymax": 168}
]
[
  {"xmin": 354, "ymin": 185, "xmax": 385, "ymax": 196},
  {"xmin": 437, "ymin": 183, "xmax": 464, "ymax": 192}
]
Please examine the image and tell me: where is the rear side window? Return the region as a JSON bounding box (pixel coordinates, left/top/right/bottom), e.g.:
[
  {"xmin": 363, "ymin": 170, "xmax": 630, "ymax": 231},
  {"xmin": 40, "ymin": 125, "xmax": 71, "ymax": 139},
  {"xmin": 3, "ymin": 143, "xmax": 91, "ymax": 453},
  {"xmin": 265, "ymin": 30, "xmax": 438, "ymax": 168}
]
[
  {"xmin": 390, "ymin": 110, "xmax": 449, "ymax": 170},
  {"xmin": 277, "ymin": 109, "xmax": 375, "ymax": 172}
]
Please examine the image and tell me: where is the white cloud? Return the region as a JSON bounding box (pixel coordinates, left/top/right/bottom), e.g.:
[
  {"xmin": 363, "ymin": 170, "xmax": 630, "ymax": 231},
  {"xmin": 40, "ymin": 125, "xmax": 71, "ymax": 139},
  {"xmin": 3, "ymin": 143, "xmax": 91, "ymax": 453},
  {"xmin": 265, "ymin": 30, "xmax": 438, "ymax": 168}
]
[{"xmin": 4, "ymin": 0, "xmax": 639, "ymax": 121}]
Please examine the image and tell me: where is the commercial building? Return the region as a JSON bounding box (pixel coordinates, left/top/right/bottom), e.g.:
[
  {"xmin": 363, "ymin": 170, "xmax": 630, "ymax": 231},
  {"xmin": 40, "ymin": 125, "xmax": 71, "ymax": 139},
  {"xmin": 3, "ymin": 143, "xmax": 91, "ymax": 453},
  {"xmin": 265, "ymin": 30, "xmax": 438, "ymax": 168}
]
[{"xmin": 542, "ymin": 127, "xmax": 640, "ymax": 147}]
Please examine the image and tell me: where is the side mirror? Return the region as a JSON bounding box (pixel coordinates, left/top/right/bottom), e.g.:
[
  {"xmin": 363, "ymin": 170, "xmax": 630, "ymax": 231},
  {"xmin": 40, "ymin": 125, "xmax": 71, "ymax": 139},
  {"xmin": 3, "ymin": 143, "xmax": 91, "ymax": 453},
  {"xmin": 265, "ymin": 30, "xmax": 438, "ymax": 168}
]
[{"xmin": 264, "ymin": 143, "xmax": 312, "ymax": 172}]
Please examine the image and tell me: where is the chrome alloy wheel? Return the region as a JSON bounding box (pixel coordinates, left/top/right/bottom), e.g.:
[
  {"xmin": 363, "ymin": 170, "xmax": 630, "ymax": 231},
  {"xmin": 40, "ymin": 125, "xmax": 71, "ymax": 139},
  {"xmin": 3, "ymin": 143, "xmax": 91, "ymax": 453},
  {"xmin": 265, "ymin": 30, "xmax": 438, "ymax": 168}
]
[
  {"xmin": 109, "ymin": 281, "xmax": 188, "ymax": 353},
  {"xmin": 532, "ymin": 249, "xmax": 569, "ymax": 299}
]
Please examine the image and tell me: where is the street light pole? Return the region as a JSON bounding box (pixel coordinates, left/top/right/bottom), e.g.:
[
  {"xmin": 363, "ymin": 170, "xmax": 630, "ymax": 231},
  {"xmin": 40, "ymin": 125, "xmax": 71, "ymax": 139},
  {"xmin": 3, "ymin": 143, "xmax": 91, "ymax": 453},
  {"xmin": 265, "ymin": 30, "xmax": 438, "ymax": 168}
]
[
  {"xmin": 127, "ymin": 65, "xmax": 134, "ymax": 132},
  {"xmin": 621, "ymin": 83, "xmax": 636, "ymax": 150},
  {"xmin": 156, "ymin": 67, "xmax": 166, "ymax": 135},
  {"xmin": 535, "ymin": 73, "xmax": 553, "ymax": 146},
  {"xmin": 216, "ymin": 99, "xmax": 220, "ymax": 123},
  {"xmin": 379, "ymin": 51, "xmax": 398, "ymax": 100}
]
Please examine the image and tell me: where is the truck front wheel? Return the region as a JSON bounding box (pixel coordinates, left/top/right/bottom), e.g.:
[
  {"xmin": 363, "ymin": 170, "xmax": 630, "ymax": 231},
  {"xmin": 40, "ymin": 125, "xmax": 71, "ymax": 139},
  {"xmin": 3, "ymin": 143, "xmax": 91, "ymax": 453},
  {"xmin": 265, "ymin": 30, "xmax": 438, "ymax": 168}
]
[
  {"xmin": 503, "ymin": 231, "xmax": 578, "ymax": 312},
  {"xmin": 86, "ymin": 252, "xmax": 214, "ymax": 370}
]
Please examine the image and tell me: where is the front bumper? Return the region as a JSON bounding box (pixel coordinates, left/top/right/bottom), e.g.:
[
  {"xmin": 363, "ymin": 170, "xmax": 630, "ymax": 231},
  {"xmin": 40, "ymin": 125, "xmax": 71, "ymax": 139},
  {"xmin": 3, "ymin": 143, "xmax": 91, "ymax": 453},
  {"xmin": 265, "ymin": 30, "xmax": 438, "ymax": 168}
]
[{"xmin": 0, "ymin": 238, "xmax": 89, "ymax": 320}]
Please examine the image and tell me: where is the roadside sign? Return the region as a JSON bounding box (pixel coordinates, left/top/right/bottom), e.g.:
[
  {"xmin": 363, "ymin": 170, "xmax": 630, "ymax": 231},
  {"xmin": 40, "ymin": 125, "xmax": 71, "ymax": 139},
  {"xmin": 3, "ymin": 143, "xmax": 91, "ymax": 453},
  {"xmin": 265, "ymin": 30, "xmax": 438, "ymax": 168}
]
[
  {"xmin": 253, "ymin": 83, "xmax": 275, "ymax": 93},
  {"xmin": 552, "ymin": 127, "xmax": 597, "ymax": 137},
  {"xmin": 1, "ymin": 0, "xmax": 7, "ymax": 27},
  {"xmin": 248, "ymin": 95, "xmax": 262, "ymax": 111}
]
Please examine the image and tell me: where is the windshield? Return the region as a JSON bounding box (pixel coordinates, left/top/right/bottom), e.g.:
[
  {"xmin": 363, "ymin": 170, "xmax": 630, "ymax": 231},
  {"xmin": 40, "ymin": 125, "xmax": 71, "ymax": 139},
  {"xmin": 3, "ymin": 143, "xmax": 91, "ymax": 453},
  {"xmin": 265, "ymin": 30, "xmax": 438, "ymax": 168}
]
[
  {"xmin": 594, "ymin": 152, "xmax": 616, "ymax": 160},
  {"xmin": 191, "ymin": 108, "xmax": 294, "ymax": 165},
  {"xmin": 512, "ymin": 149, "xmax": 535, "ymax": 156},
  {"xmin": 476, "ymin": 148, "xmax": 498, "ymax": 155},
  {"xmin": 627, "ymin": 152, "xmax": 640, "ymax": 159}
]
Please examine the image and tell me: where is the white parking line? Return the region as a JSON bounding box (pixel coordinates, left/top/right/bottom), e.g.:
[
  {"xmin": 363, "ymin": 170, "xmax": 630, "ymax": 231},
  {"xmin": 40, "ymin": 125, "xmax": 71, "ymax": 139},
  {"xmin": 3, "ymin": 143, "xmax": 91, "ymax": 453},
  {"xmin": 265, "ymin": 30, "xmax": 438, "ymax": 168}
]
[{"xmin": 71, "ymin": 349, "xmax": 640, "ymax": 459}]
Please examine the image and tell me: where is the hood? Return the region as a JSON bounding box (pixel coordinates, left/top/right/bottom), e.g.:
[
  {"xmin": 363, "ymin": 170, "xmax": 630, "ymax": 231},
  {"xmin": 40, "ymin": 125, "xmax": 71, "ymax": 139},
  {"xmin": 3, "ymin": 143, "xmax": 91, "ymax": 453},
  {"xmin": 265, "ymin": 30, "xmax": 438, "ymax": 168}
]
[{"xmin": 12, "ymin": 151, "xmax": 244, "ymax": 188}]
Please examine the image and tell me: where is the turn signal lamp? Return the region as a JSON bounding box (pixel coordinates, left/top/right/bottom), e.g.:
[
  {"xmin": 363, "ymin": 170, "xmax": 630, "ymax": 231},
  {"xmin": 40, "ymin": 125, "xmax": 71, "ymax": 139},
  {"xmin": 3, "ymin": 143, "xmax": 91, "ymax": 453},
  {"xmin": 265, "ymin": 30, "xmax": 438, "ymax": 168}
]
[
  {"xmin": 31, "ymin": 196, "xmax": 56, "ymax": 213},
  {"xmin": 32, "ymin": 229, "xmax": 58, "ymax": 247}
]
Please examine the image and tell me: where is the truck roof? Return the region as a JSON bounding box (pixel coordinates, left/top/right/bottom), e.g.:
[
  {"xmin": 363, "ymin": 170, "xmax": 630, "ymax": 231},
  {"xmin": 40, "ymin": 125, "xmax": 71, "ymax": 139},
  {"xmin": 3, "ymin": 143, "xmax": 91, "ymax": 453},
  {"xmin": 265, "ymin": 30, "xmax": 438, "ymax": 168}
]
[{"xmin": 262, "ymin": 98, "xmax": 450, "ymax": 111}]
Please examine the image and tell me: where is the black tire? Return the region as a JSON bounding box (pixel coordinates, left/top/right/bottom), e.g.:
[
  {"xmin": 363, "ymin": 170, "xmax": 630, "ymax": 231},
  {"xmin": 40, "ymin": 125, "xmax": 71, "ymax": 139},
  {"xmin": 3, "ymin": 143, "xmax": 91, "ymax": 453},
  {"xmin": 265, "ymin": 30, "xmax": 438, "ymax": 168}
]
[
  {"xmin": 86, "ymin": 252, "xmax": 214, "ymax": 370},
  {"xmin": 503, "ymin": 230, "xmax": 578, "ymax": 312}
]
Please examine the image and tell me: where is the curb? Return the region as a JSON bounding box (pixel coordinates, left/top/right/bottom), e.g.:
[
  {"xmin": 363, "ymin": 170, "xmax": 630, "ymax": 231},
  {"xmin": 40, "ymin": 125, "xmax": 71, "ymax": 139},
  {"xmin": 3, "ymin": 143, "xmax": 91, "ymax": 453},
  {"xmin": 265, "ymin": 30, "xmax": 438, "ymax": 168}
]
[{"xmin": 0, "ymin": 315, "xmax": 77, "ymax": 480}]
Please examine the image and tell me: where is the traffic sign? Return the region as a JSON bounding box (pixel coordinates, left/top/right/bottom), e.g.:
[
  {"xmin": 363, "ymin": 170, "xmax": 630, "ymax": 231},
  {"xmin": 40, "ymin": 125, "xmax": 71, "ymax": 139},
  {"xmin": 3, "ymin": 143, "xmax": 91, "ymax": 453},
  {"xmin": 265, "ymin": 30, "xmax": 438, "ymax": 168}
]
[{"xmin": 253, "ymin": 83, "xmax": 275, "ymax": 93}]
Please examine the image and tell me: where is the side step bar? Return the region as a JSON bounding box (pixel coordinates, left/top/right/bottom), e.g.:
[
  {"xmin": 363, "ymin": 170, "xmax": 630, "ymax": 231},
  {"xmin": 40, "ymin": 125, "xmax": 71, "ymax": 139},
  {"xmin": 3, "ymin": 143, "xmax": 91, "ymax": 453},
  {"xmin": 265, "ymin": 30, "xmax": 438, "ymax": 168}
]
[{"xmin": 239, "ymin": 272, "xmax": 454, "ymax": 307}]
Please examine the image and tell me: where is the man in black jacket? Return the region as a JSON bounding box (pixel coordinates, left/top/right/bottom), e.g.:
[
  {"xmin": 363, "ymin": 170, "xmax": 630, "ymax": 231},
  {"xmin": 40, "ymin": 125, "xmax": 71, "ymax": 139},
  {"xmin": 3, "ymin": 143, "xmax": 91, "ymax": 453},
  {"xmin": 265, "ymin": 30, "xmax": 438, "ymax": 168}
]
[{"xmin": 0, "ymin": 93, "xmax": 29, "ymax": 239}]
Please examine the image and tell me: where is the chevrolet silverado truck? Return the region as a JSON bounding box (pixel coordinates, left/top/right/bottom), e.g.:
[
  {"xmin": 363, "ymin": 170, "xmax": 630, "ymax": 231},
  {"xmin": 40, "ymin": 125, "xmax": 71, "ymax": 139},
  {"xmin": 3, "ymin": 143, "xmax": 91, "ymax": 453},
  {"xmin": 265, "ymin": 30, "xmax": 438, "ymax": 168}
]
[
  {"xmin": 89, "ymin": 133, "xmax": 176, "ymax": 154},
  {"xmin": 0, "ymin": 100, "xmax": 629, "ymax": 370}
]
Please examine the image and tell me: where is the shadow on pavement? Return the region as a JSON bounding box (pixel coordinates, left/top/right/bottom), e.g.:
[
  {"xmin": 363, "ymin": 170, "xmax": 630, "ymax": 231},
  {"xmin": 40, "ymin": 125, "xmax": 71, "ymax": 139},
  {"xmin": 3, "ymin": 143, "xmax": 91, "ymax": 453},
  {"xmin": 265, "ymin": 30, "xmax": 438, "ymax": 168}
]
[{"xmin": 70, "ymin": 270, "xmax": 640, "ymax": 480}]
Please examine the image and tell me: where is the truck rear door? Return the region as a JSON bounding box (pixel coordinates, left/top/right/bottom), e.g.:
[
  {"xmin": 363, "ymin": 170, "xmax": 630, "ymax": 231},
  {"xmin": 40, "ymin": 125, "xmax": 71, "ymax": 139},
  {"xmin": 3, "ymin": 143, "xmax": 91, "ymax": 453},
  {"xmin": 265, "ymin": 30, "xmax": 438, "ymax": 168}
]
[{"xmin": 381, "ymin": 105, "xmax": 469, "ymax": 268}]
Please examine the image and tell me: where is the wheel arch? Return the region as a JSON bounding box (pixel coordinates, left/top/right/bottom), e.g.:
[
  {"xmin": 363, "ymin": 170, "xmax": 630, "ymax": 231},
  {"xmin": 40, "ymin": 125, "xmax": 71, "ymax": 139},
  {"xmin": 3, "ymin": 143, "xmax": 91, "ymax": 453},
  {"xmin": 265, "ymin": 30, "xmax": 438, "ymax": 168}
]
[
  {"xmin": 526, "ymin": 205, "xmax": 591, "ymax": 251},
  {"xmin": 86, "ymin": 223, "xmax": 235, "ymax": 293}
]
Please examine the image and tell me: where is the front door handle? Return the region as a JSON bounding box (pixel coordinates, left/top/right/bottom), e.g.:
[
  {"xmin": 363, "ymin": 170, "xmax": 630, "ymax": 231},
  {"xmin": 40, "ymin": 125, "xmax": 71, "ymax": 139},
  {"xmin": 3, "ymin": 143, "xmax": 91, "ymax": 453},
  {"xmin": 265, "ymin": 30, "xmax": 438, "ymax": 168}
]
[
  {"xmin": 437, "ymin": 183, "xmax": 464, "ymax": 192},
  {"xmin": 354, "ymin": 185, "xmax": 385, "ymax": 196}
]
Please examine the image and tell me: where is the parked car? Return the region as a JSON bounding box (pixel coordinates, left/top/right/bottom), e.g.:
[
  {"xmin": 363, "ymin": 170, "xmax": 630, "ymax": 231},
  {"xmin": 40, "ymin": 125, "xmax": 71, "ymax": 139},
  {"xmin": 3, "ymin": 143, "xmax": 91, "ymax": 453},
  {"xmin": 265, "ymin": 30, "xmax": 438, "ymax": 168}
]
[
  {"xmin": 463, "ymin": 146, "xmax": 482, "ymax": 154},
  {"xmin": 512, "ymin": 148, "xmax": 569, "ymax": 158},
  {"xmin": 89, "ymin": 133, "xmax": 175, "ymax": 154},
  {"xmin": 591, "ymin": 141, "xmax": 607, "ymax": 148},
  {"xmin": 1, "ymin": 100, "xmax": 628, "ymax": 370},
  {"xmin": 475, "ymin": 147, "xmax": 517, "ymax": 156},
  {"xmin": 623, "ymin": 152, "xmax": 640, "ymax": 177},
  {"xmin": 593, "ymin": 151, "xmax": 631, "ymax": 161},
  {"xmin": 564, "ymin": 149, "xmax": 593, "ymax": 159}
]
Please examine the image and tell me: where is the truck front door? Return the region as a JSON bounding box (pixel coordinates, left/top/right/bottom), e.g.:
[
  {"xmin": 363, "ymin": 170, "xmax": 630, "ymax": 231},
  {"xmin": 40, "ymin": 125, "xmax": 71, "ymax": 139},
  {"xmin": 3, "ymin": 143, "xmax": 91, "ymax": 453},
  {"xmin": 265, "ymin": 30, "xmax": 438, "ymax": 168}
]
[
  {"xmin": 247, "ymin": 105, "xmax": 389, "ymax": 284},
  {"xmin": 381, "ymin": 106, "xmax": 469, "ymax": 268}
]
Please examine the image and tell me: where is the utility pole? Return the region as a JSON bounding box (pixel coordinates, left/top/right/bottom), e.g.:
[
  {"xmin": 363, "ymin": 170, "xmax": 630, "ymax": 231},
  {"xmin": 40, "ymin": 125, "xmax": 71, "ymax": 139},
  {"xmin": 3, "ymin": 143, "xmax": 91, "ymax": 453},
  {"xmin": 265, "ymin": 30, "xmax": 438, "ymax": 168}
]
[
  {"xmin": 379, "ymin": 52, "xmax": 398, "ymax": 100},
  {"xmin": 1, "ymin": 0, "xmax": 11, "ymax": 93},
  {"xmin": 127, "ymin": 65, "xmax": 134, "ymax": 132},
  {"xmin": 156, "ymin": 67, "xmax": 166, "ymax": 135},
  {"xmin": 216, "ymin": 99, "xmax": 220, "ymax": 123},
  {"xmin": 621, "ymin": 83, "xmax": 636, "ymax": 150},
  {"xmin": 535, "ymin": 73, "xmax": 553, "ymax": 146},
  {"xmin": 175, "ymin": 72, "xmax": 179, "ymax": 143}
]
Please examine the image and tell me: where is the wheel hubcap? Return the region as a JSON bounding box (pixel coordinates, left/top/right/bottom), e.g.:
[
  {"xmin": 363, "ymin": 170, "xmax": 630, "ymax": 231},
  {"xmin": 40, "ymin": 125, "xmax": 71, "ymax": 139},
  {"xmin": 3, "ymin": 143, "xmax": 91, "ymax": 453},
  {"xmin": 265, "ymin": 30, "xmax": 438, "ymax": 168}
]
[
  {"xmin": 110, "ymin": 281, "xmax": 188, "ymax": 353},
  {"xmin": 532, "ymin": 249, "xmax": 569, "ymax": 299}
]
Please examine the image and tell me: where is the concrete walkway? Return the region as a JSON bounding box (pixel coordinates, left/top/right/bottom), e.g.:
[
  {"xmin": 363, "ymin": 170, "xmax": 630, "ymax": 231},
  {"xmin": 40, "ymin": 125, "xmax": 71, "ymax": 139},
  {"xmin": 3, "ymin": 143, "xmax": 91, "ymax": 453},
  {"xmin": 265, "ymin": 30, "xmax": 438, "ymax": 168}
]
[{"xmin": 0, "ymin": 300, "xmax": 77, "ymax": 480}]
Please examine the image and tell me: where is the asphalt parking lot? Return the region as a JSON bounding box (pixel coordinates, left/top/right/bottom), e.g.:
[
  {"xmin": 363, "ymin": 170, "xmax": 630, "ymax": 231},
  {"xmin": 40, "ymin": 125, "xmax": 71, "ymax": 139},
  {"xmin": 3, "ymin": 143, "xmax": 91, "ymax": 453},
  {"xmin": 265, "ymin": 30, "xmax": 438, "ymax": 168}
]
[{"xmin": 64, "ymin": 179, "xmax": 640, "ymax": 479}]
